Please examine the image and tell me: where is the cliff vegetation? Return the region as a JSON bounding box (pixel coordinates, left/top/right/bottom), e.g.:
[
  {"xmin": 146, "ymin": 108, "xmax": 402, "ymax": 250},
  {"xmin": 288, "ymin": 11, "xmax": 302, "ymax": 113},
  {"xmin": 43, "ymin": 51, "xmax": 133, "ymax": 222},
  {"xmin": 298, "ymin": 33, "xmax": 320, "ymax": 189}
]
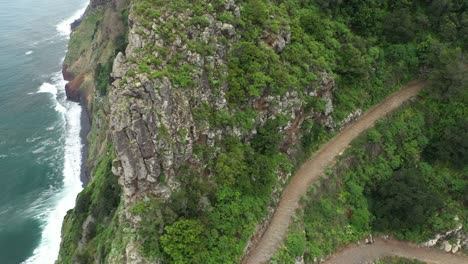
[{"xmin": 57, "ymin": 0, "xmax": 467, "ymax": 263}]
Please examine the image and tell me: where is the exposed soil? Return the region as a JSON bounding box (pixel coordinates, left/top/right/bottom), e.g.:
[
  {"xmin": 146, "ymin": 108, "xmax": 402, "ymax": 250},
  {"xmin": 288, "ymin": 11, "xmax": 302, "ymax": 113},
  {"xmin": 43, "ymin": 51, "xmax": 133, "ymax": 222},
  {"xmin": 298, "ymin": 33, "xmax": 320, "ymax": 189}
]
[
  {"xmin": 324, "ymin": 238, "xmax": 467, "ymax": 264},
  {"xmin": 243, "ymin": 81, "xmax": 428, "ymax": 264}
]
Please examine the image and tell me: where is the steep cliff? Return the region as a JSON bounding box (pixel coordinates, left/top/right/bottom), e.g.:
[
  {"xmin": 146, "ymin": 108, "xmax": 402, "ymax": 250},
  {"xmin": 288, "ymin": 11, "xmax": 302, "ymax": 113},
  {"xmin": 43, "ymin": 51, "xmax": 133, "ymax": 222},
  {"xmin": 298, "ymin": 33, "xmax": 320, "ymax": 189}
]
[
  {"xmin": 56, "ymin": 0, "xmax": 462, "ymax": 263},
  {"xmin": 57, "ymin": 0, "xmax": 130, "ymax": 263},
  {"xmin": 61, "ymin": 0, "xmax": 130, "ymax": 182}
]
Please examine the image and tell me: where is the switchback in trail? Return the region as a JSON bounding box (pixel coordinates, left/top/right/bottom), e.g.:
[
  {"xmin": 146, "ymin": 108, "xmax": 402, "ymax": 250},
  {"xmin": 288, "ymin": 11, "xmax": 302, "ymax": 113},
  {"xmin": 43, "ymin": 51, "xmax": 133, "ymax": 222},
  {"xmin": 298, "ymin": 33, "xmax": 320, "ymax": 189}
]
[{"xmin": 243, "ymin": 81, "xmax": 428, "ymax": 264}]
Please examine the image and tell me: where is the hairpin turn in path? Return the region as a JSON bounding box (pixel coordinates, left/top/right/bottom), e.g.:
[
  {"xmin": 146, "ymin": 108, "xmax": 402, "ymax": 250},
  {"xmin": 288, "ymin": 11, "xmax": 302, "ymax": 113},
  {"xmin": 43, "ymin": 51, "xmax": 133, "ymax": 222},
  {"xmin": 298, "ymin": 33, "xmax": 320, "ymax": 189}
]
[{"xmin": 244, "ymin": 81, "xmax": 435, "ymax": 264}]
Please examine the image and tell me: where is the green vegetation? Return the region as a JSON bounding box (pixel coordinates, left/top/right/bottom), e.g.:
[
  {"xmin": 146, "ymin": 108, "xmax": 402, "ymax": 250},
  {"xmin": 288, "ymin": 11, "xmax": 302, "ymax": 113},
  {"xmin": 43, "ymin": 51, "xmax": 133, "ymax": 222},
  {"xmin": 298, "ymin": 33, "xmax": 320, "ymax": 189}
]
[
  {"xmin": 130, "ymin": 136, "xmax": 292, "ymax": 262},
  {"xmin": 65, "ymin": 10, "xmax": 103, "ymax": 66},
  {"xmin": 95, "ymin": 62, "xmax": 112, "ymax": 96},
  {"xmin": 160, "ymin": 219, "xmax": 207, "ymax": 264},
  {"xmin": 57, "ymin": 146, "xmax": 122, "ymax": 263},
  {"xmin": 371, "ymin": 168, "xmax": 444, "ymax": 233},
  {"xmin": 61, "ymin": 0, "xmax": 467, "ymax": 263},
  {"xmin": 125, "ymin": 0, "xmax": 468, "ymax": 263},
  {"xmin": 271, "ymin": 0, "xmax": 467, "ymax": 260},
  {"xmin": 274, "ymin": 49, "xmax": 467, "ymax": 261}
]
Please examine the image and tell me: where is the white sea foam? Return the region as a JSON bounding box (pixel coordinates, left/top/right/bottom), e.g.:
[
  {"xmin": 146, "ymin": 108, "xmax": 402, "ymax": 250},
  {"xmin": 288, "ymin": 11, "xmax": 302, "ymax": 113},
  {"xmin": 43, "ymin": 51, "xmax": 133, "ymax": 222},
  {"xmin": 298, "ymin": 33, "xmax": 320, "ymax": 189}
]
[
  {"xmin": 37, "ymin": 81, "xmax": 68, "ymax": 115},
  {"xmin": 25, "ymin": 50, "xmax": 34, "ymax": 55},
  {"xmin": 56, "ymin": 2, "xmax": 89, "ymax": 37},
  {"xmin": 26, "ymin": 136, "xmax": 42, "ymax": 143},
  {"xmin": 23, "ymin": 3, "xmax": 89, "ymax": 263},
  {"xmin": 32, "ymin": 146, "xmax": 46, "ymax": 154},
  {"xmin": 23, "ymin": 100, "xmax": 83, "ymax": 264},
  {"xmin": 37, "ymin": 82, "xmax": 58, "ymax": 97},
  {"xmin": 55, "ymin": 102, "xmax": 67, "ymax": 114}
]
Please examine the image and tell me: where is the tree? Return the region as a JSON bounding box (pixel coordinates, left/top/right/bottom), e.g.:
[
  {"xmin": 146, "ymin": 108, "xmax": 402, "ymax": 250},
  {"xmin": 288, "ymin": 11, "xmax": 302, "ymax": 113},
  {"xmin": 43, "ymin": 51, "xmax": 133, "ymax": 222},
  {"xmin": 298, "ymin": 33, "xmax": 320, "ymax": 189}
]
[
  {"xmin": 161, "ymin": 219, "xmax": 208, "ymax": 264},
  {"xmin": 424, "ymin": 119, "xmax": 468, "ymax": 169},
  {"xmin": 429, "ymin": 47, "xmax": 467, "ymax": 101},
  {"xmin": 243, "ymin": 0, "xmax": 269, "ymax": 26},
  {"xmin": 370, "ymin": 168, "xmax": 444, "ymax": 234}
]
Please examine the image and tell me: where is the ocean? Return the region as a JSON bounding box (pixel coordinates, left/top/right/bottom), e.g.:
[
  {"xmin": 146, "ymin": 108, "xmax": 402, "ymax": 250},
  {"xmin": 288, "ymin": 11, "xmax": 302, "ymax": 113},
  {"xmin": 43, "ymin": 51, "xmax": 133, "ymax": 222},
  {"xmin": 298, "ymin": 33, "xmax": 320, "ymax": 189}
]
[{"xmin": 0, "ymin": 0, "xmax": 89, "ymax": 263}]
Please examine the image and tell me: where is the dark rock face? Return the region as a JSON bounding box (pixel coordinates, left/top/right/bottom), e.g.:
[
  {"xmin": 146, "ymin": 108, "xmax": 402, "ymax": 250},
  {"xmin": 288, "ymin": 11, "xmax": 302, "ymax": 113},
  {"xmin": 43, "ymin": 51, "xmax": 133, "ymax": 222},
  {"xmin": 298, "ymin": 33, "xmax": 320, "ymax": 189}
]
[
  {"xmin": 65, "ymin": 74, "xmax": 84, "ymax": 102},
  {"xmin": 62, "ymin": 64, "xmax": 75, "ymax": 81},
  {"xmin": 70, "ymin": 16, "xmax": 83, "ymax": 30},
  {"xmin": 90, "ymin": 0, "xmax": 111, "ymax": 8}
]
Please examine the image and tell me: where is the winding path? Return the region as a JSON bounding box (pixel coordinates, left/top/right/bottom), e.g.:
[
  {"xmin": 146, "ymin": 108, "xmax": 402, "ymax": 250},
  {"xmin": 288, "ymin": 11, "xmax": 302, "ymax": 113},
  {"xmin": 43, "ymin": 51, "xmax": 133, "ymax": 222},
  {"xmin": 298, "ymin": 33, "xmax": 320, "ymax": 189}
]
[
  {"xmin": 243, "ymin": 81, "xmax": 427, "ymax": 264},
  {"xmin": 324, "ymin": 238, "xmax": 467, "ymax": 264}
]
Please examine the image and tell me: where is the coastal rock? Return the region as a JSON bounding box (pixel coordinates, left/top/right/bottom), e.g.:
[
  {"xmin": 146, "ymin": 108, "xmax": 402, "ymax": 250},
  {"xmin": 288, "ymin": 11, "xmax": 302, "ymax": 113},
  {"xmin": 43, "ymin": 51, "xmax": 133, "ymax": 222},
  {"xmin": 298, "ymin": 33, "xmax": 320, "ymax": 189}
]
[
  {"xmin": 70, "ymin": 16, "xmax": 83, "ymax": 30},
  {"xmin": 65, "ymin": 74, "xmax": 84, "ymax": 102},
  {"xmin": 62, "ymin": 64, "xmax": 75, "ymax": 81}
]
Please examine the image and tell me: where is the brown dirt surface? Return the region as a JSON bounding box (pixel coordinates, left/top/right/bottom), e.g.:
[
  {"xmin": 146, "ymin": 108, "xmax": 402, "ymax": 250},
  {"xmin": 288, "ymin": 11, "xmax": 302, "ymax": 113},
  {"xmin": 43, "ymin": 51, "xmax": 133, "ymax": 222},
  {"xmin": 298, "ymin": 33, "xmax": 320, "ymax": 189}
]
[
  {"xmin": 324, "ymin": 238, "xmax": 468, "ymax": 264},
  {"xmin": 243, "ymin": 81, "xmax": 428, "ymax": 264}
]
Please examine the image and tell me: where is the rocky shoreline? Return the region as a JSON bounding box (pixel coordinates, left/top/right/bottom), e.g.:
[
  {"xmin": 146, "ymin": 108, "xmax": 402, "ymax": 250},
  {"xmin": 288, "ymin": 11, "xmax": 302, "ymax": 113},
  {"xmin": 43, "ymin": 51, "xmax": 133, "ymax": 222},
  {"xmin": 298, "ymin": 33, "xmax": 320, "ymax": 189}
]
[{"xmin": 62, "ymin": 64, "xmax": 91, "ymax": 186}]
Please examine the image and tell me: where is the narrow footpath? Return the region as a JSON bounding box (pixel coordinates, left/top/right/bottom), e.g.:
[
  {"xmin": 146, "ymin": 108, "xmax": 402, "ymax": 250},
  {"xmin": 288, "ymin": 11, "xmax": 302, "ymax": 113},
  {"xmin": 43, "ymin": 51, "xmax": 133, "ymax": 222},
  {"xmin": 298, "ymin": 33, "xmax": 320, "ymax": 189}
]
[
  {"xmin": 243, "ymin": 81, "xmax": 428, "ymax": 263},
  {"xmin": 324, "ymin": 238, "xmax": 467, "ymax": 264}
]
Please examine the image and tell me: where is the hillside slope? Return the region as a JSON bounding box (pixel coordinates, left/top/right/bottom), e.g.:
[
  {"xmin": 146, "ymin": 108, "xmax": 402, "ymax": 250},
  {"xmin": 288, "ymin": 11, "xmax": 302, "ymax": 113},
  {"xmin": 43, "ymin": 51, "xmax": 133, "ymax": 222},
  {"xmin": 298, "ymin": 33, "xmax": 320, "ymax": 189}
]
[
  {"xmin": 57, "ymin": 0, "xmax": 467, "ymax": 263},
  {"xmin": 244, "ymin": 81, "xmax": 425, "ymax": 263}
]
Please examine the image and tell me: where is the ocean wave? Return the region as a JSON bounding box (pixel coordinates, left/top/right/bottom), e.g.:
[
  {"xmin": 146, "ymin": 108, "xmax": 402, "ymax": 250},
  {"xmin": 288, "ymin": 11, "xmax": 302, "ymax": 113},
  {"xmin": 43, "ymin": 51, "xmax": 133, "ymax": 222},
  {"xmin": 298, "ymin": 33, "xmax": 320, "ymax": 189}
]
[
  {"xmin": 24, "ymin": 66, "xmax": 83, "ymax": 264},
  {"xmin": 30, "ymin": 35, "xmax": 61, "ymax": 48},
  {"xmin": 25, "ymin": 50, "xmax": 34, "ymax": 55},
  {"xmin": 56, "ymin": 2, "xmax": 89, "ymax": 38},
  {"xmin": 32, "ymin": 146, "xmax": 46, "ymax": 154},
  {"xmin": 26, "ymin": 136, "xmax": 42, "ymax": 143},
  {"xmin": 37, "ymin": 77, "xmax": 67, "ymax": 115},
  {"xmin": 23, "ymin": 2, "xmax": 88, "ymax": 263},
  {"xmin": 23, "ymin": 101, "xmax": 83, "ymax": 264},
  {"xmin": 55, "ymin": 102, "xmax": 67, "ymax": 114},
  {"xmin": 37, "ymin": 82, "xmax": 57, "ymax": 97}
]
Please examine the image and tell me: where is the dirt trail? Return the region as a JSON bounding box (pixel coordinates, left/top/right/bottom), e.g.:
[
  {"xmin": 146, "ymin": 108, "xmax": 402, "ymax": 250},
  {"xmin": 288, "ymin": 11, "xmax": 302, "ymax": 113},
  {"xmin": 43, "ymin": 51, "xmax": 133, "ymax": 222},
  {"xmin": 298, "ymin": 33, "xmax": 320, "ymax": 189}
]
[
  {"xmin": 324, "ymin": 238, "xmax": 468, "ymax": 264},
  {"xmin": 243, "ymin": 81, "xmax": 427, "ymax": 264}
]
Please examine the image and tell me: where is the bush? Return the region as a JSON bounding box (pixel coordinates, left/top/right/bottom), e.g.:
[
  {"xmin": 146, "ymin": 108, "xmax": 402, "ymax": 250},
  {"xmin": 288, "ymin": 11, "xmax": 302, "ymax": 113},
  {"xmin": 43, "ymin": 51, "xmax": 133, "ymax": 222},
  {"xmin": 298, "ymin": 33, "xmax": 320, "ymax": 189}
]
[{"xmin": 161, "ymin": 219, "xmax": 208, "ymax": 264}]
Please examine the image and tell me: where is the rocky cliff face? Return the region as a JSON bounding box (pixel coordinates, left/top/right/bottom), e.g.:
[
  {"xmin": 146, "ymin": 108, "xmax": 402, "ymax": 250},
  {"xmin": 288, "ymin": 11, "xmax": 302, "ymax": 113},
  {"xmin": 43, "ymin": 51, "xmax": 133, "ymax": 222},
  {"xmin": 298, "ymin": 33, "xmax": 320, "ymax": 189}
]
[
  {"xmin": 109, "ymin": 1, "xmax": 337, "ymax": 205},
  {"xmin": 58, "ymin": 1, "xmax": 343, "ymax": 263},
  {"xmin": 105, "ymin": 1, "xmax": 339, "ymax": 262},
  {"xmin": 62, "ymin": 0, "xmax": 129, "ymax": 108},
  {"xmin": 57, "ymin": 0, "xmax": 130, "ymax": 263},
  {"xmin": 60, "ymin": 0, "xmax": 130, "ymax": 181}
]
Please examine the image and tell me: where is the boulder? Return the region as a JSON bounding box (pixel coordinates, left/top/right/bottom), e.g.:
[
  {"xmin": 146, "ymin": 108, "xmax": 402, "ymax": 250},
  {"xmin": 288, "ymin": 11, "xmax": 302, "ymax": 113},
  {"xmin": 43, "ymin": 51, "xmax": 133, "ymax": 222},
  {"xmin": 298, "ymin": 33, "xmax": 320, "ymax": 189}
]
[
  {"xmin": 220, "ymin": 23, "xmax": 236, "ymax": 38},
  {"xmin": 442, "ymin": 241, "xmax": 452, "ymax": 252},
  {"xmin": 112, "ymin": 52, "xmax": 128, "ymax": 78},
  {"xmin": 261, "ymin": 26, "xmax": 291, "ymax": 54}
]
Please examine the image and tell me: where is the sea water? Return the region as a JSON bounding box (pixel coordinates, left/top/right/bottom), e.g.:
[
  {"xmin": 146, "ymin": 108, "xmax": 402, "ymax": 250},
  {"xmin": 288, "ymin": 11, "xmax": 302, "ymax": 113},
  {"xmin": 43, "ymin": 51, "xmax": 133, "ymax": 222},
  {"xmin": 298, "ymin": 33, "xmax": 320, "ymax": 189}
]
[{"xmin": 0, "ymin": 0, "xmax": 88, "ymax": 263}]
